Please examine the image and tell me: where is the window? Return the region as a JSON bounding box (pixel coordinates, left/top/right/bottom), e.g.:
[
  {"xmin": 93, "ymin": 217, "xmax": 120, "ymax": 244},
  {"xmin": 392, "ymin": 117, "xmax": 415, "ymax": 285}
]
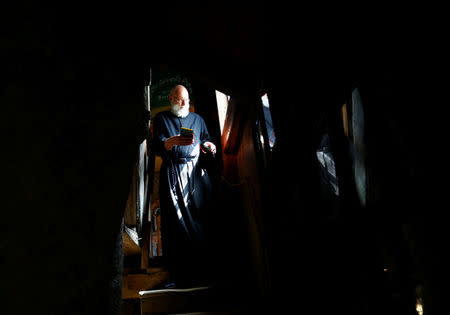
[
  {"xmin": 215, "ymin": 90, "xmax": 229, "ymax": 135},
  {"xmin": 261, "ymin": 93, "xmax": 276, "ymax": 150}
]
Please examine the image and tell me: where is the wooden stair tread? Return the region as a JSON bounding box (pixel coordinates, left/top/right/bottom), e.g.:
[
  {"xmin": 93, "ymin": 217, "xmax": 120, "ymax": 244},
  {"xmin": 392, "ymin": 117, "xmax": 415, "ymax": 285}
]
[
  {"xmin": 139, "ymin": 286, "xmax": 217, "ymax": 315},
  {"xmin": 122, "ymin": 269, "xmax": 170, "ymax": 300}
]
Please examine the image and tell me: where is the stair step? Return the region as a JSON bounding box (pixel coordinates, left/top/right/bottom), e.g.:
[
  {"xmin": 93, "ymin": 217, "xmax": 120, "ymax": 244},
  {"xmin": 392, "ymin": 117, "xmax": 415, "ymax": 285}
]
[
  {"xmin": 139, "ymin": 286, "xmax": 216, "ymax": 315},
  {"xmin": 122, "ymin": 269, "xmax": 170, "ymax": 300}
]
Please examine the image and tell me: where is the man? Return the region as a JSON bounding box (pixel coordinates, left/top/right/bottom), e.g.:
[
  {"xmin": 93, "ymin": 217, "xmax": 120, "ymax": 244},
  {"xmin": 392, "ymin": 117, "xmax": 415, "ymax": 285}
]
[{"xmin": 153, "ymin": 85, "xmax": 216, "ymax": 288}]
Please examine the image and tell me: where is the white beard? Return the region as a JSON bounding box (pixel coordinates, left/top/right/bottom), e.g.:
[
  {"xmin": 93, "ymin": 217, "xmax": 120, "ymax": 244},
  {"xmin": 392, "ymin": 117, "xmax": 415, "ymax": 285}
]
[{"xmin": 170, "ymin": 102, "xmax": 190, "ymax": 118}]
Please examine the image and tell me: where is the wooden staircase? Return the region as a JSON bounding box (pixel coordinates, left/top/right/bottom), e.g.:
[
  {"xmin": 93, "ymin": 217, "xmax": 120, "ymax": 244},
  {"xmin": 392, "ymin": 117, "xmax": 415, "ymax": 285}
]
[
  {"xmin": 122, "ymin": 271, "xmax": 231, "ymax": 315},
  {"xmin": 122, "ymin": 224, "xmax": 171, "ymax": 314},
  {"xmin": 122, "ymin": 224, "xmax": 235, "ymax": 314},
  {"xmin": 122, "ymin": 268, "xmax": 242, "ymax": 314},
  {"xmin": 138, "ymin": 286, "xmax": 217, "ymax": 315}
]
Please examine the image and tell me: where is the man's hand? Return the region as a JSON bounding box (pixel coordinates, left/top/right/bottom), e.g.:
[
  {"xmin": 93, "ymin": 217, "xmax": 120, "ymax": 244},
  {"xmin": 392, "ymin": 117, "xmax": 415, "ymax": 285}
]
[
  {"xmin": 164, "ymin": 135, "xmax": 194, "ymax": 151},
  {"xmin": 203, "ymin": 141, "xmax": 216, "ymax": 154}
]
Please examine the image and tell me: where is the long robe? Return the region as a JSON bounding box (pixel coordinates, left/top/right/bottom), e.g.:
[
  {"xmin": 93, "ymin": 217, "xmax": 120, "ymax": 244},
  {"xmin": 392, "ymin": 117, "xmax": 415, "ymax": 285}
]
[{"xmin": 153, "ymin": 110, "xmax": 213, "ymax": 283}]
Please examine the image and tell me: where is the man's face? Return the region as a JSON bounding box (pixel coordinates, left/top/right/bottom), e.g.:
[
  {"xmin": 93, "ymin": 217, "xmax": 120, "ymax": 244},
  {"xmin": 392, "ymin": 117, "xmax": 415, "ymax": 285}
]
[
  {"xmin": 170, "ymin": 88, "xmax": 189, "ymax": 107},
  {"xmin": 170, "ymin": 87, "xmax": 190, "ymax": 117}
]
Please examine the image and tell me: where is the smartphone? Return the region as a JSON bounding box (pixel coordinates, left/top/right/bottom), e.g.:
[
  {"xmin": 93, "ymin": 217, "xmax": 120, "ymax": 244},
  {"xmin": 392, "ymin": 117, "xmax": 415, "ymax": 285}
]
[{"xmin": 180, "ymin": 127, "xmax": 193, "ymax": 139}]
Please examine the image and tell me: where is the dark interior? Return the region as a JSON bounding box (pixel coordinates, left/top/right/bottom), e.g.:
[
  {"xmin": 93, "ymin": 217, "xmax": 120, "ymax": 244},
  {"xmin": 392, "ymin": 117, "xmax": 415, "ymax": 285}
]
[{"xmin": 3, "ymin": 2, "xmax": 447, "ymax": 314}]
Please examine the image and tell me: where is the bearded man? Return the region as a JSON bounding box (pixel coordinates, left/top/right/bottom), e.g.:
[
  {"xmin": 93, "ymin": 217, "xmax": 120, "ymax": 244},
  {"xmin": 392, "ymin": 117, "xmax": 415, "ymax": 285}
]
[{"xmin": 152, "ymin": 84, "xmax": 216, "ymax": 288}]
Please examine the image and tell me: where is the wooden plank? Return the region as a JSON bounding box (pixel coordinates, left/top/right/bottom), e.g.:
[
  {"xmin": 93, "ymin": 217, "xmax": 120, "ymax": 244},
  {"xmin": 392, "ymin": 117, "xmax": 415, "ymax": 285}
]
[{"xmin": 222, "ymin": 97, "xmax": 247, "ymax": 155}]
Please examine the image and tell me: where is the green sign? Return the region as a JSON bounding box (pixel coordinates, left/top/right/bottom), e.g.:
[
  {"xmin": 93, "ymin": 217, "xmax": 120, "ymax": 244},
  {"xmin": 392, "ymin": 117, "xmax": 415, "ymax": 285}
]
[{"xmin": 150, "ymin": 69, "xmax": 193, "ymax": 110}]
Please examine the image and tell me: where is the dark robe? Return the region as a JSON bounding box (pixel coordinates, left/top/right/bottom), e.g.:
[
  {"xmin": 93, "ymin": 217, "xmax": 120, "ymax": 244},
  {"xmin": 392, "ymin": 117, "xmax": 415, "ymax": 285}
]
[{"xmin": 153, "ymin": 110, "xmax": 214, "ymax": 285}]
